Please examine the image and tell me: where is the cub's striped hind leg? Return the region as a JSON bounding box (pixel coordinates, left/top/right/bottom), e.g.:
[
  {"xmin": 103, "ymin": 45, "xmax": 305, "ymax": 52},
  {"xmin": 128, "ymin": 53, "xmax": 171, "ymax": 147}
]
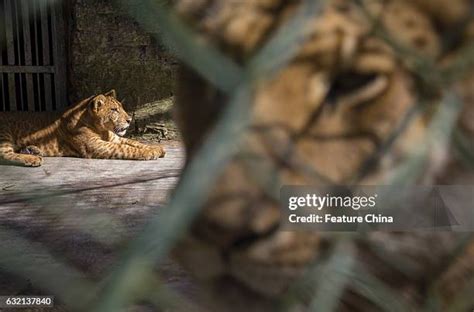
[{"xmin": 0, "ymin": 141, "xmax": 43, "ymax": 167}]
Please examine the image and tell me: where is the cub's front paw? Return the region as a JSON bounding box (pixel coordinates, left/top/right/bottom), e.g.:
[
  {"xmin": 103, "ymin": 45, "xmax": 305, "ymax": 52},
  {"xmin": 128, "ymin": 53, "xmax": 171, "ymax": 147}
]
[
  {"xmin": 22, "ymin": 155, "xmax": 43, "ymax": 167},
  {"xmin": 152, "ymin": 145, "xmax": 166, "ymax": 158},
  {"xmin": 142, "ymin": 145, "xmax": 166, "ymax": 160}
]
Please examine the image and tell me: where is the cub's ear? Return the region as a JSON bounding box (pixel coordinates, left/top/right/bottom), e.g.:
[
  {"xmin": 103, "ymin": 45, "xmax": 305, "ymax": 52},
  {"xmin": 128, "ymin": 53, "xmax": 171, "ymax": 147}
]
[
  {"xmin": 104, "ymin": 89, "xmax": 117, "ymax": 98},
  {"xmin": 90, "ymin": 95, "xmax": 106, "ymax": 112}
]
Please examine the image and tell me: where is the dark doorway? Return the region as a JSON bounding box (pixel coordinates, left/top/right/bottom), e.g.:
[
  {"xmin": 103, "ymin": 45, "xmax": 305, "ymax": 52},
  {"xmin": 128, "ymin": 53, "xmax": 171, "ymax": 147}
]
[{"xmin": 0, "ymin": 0, "xmax": 67, "ymax": 112}]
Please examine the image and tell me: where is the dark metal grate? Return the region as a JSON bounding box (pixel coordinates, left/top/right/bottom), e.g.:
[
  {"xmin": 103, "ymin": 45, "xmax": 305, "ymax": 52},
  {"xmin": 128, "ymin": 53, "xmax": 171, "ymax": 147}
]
[{"xmin": 0, "ymin": 0, "xmax": 67, "ymax": 112}]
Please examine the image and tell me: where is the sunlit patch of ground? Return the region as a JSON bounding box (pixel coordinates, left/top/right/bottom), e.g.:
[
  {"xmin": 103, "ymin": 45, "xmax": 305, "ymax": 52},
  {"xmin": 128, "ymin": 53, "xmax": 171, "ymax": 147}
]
[{"xmin": 0, "ymin": 141, "xmax": 193, "ymax": 312}]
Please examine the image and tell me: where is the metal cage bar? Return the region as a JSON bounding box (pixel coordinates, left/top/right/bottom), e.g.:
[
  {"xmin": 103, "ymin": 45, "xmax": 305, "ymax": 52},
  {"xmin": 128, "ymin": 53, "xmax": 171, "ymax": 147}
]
[{"xmin": 0, "ymin": 0, "xmax": 67, "ymax": 112}]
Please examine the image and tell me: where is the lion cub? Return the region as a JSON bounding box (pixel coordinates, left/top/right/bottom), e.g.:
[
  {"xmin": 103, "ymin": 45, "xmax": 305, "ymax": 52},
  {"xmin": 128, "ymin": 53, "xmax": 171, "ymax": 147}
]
[{"xmin": 0, "ymin": 90, "xmax": 165, "ymax": 167}]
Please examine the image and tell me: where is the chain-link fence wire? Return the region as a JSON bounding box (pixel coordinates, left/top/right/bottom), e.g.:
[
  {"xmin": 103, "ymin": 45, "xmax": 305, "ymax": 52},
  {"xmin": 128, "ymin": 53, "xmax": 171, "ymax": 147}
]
[{"xmin": 1, "ymin": 0, "xmax": 474, "ymax": 311}]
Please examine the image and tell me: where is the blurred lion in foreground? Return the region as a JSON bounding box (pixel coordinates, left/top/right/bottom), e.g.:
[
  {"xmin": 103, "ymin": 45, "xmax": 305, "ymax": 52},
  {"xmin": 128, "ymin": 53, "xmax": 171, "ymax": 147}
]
[{"xmin": 171, "ymin": 0, "xmax": 474, "ymax": 311}]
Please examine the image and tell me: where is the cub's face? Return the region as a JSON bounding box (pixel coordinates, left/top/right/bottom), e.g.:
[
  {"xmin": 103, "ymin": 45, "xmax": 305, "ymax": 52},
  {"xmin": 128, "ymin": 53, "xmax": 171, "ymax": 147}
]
[
  {"xmin": 89, "ymin": 90, "xmax": 132, "ymax": 136},
  {"xmin": 176, "ymin": 0, "xmax": 439, "ymax": 183},
  {"xmin": 171, "ymin": 0, "xmax": 469, "ymax": 300}
]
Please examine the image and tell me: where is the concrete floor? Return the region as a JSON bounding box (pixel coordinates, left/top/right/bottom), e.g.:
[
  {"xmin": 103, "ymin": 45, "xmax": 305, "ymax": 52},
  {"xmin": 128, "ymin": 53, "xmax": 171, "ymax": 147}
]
[{"xmin": 0, "ymin": 141, "xmax": 196, "ymax": 310}]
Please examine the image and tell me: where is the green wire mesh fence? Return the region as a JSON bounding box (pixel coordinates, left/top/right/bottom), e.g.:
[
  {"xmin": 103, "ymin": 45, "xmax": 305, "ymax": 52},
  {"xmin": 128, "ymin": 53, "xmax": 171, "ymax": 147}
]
[{"xmin": 1, "ymin": 0, "xmax": 474, "ymax": 311}]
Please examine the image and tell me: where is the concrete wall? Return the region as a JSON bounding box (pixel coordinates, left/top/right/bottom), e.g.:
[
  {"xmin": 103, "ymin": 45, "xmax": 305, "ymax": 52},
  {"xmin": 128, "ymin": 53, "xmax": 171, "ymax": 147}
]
[{"xmin": 69, "ymin": 0, "xmax": 177, "ymax": 109}]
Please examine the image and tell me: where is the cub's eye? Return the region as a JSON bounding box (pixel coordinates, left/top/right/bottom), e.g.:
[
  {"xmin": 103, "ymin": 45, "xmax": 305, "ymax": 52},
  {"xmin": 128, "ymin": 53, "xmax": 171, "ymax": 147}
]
[{"xmin": 111, "ymin": 108, "xmax": 119, "ymax": 112}]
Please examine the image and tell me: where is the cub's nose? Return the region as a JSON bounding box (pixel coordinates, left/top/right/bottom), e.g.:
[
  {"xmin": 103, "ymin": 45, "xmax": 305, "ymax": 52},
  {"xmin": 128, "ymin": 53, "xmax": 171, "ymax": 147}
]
[{"xmin": 126, "ymin": 117, "xmax": 132, "ymax": 124}]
